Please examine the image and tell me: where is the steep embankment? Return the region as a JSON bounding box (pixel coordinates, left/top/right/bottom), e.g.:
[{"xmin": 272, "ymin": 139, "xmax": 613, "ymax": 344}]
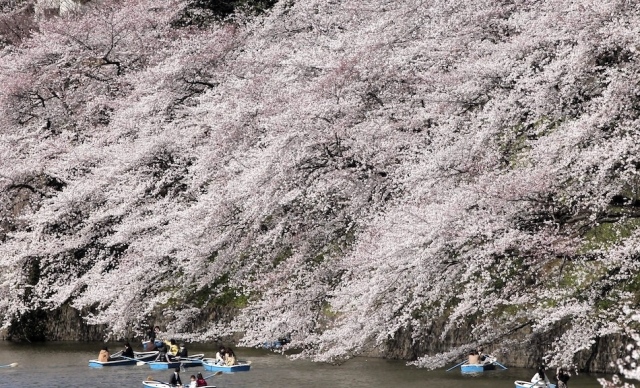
[{"xmin": 1, "ymin": 0, "xmax": 640, "ymax": 373}]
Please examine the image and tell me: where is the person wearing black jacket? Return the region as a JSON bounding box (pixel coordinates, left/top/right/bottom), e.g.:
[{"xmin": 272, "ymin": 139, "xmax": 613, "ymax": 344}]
[
  {"xmin": 556, "ymin": 367, "xmax": 570, "ymax": 388},
  {"xmin": 169, "ymin": 367, "xmax": 182, "ymax": 387},
  {"xmin": 122, "ymin": 342, "xmax": 134, "ymax": 359},
  {"xmin": 146, "ymin": 326, "xmax": 156, "ymax": 342},
  {"xmin": 178, "ymin": 343, "xmax": 188, "ymax": 358}
]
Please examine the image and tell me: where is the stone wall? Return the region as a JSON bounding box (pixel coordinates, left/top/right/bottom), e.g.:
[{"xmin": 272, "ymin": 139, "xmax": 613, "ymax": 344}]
[
  {"xmin": 382, "ymin": 318, "xmax": 624, "ymax": 373},
  {"xmin": 4, "ymin": 301, "xmax": 626, "ymax": 373},
  {"xmin": 6, "ymin": 304, "xmax": 107, "ymax": 342}
]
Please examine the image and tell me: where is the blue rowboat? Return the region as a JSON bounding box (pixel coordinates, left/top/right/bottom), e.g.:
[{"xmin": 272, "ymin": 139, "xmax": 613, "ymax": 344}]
[
  {"xmin": 147, "ymin": 354, "xmax": 204, "ymax": 369},
  {"xmin": 202, "ymin": 358, "xmax": 251, "ymax": 372},
  {"xmin": 142, "ymin": 382, "xmax": 168, "ymax": 388},
  {"xmin": 460, "ymin": 362, "xmax": 495, "ymax": 373},
  {"xmin": 142, "ymin": 340, "xmax": 165, "ymax": 351},
  {"xmin": 515, "ymin": 380, "xmax": 556, "ymax": 388},
  {"xmin": 460, "ymin": 355, "xmax": 504, "ymax": 374},
  {"xmin": 89, "ymin": 351, "xmax": 158, "ymax": 367},
  {"xmin": 262, "ymin": 340, "xmax": 283, "ymax": 349},
  {"xmin": 262, "ymin": 336, "xmax": 290, "ymax": 349},
  {"xmin": 147, "ymin": 361, "xmax": 181, "ymax": 370}
]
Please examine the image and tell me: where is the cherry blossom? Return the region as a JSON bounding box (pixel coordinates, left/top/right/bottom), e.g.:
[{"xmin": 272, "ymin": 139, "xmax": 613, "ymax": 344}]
[{"xmin": 1, "ymin": 0, "xmax": 640, "ymax": 381}]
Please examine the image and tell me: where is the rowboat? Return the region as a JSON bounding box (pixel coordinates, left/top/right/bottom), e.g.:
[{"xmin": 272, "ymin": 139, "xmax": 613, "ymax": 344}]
[
  {"xmin": 202, "ymin": 358, "xmax": 251, "ymax": 372},
  {"xmin": 460, "ymin": 361, "xmax": 495, "ymax": 373},
  {"xmin": 262, "ymin": 336, "xmax": 290, "ymax": 349},
  {"xmin": 262, "ymin": 340, "xmax": 284, "ymax": 349},
  {"xmin": 142, "ymin": 340, "xmax": 165, "ymax": 351},
  {"xmin": 141, "ymin": 380, "xmax": 216, "ymax": 388},
  {"xmin": 88, "ymin": 351, "xmax": 158, "ymax": 367},
  {"xmin": 141, "ymin": 371, "xmax": 223, "ymax": 387},
  {"xmin": 515, "ymin": 380, "xmax": 556, "ymax": 388},
  {"xmin": 460, "ymin": 355, "xmax": 505, "ymax": 374},
  {"xmin": 147, "ymin": 354, "xmax": 205, "ymax": 370}
]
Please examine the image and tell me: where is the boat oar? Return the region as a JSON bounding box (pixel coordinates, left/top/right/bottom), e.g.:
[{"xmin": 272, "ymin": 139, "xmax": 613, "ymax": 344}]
[
  {"xmin": 494, "ymin": 360, "xmax": 508, "ymax": 369},
  {"xmin": 0, "ymin": 363, "xmax": 18, "ymax": 368},
  {"xmin": 139, "ymin": 357, "xmax": 176, "ymax": 367},
  {"xmin": 119, "ymin": 355, "xmax": 154, "ymax": 366},
  {"xmin": 203, "ymin": 371, "xmax": 223, "ymax": 379},
  {"xmin": 446, "ymin": 360, "xmax": 466, "ymax": 372},
  {"xmin": 145, "ymin": 378, "xmax": 170, "ymax": 386}
]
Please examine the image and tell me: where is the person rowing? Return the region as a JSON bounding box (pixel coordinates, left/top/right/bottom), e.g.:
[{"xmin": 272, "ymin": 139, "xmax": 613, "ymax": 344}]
[
  {"xmin": 531, "ymin": 366, "xmax": 552, "ymax": 386},
  {"xmin": 169, "ymin": 367, "xmax": 182, "ymax": 387},
  {"xmin": 122, "ymin": 342, "xmax": 134, "ymax": 359}
]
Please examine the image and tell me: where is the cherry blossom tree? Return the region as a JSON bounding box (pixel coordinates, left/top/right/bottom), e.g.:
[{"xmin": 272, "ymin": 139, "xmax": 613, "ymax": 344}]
[{"xmin": 1, "ymin": 0, "xmax": 640, "ymax": 380}]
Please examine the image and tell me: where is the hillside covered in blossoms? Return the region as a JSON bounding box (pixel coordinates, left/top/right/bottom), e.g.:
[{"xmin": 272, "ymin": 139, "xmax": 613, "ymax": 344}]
[{"xmin": 2, "ymin": 0, "xmax": 640, "ymax": 375}]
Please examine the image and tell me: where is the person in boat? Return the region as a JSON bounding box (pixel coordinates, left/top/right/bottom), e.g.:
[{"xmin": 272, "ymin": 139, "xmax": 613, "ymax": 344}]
[
  {"xmin": 144, "ymin": 326, "xmax": 156, "ymax": 350},
  {"xmin": 153, "ymin": 326, "xmax": 163, "ymax": 348},
  {"xmin": 467, "ymin": 349, "xmax": 480, "ymax": 364},
  {"xmin": 178, "ymin": 342, "xmax": 188, "ymax": 358},
  {"xmin": 169, "ymin": 367, "xmax": 183, "ymax": 387},
  {"xmin": 224, "ymin": 347, "xmax": 237, "ymax": 366},
  {"xmin": 278, "ymin": 334, "xmax": 291, "ymax": 346},
  {"xmin": 145, "ymin": 340, "xmax": 158, "ymax": 351},
  {"xmin": 155, "ymin": 341, "xmax": 171, "ymax": 362},
  {"xmin": 167, "ymin": 339, "xmax": 180, "ymax": 360},
  {"xmin": 122, "ymin": 342, "xmax": 135, "ymax": 359},
  {"xmin": 215, "ymin": 346, "xmax": 226, "ymax": 365},
  {"xmin": 532, "ymin": 366, "xmax": 551, "ymax": 385},
  {"xmin": 556, "ymin": 367, "xmax": 570, "ymax": 388},
  {"xmin": 146, "ymin": 326, "xmax": 156, "ymax": 342},
  {"xmin": 189, "ymin": 375, "xmax": 197, "ymax": 388},
  {"xmin": 478, "ymin": 346, "xmax": 486, "ymax": 362},
  {"xmin": 196, "ymin": 372, "xmax": 208, "ymax": 387},
  {"xmin": 98, "ymin": 346, "xmax": 110, "ymax": 362}
]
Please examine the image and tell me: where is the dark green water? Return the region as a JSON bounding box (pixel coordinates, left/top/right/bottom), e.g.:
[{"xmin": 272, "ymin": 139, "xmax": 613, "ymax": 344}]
[{"xmin": 0, "ymin": 341, "xmax": 605, "ymax": 387}]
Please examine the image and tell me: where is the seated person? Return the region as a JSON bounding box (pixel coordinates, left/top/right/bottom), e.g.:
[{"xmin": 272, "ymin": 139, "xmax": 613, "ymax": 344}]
[
  {"xmin": 152, "ymin": 326, "xmax": 162, "ymax": 347},
  {"xmin": 196, "ymin": 372, "xmax": 208, "ymax": 387},
  {"xmin": 122, "ymin": 342, "xmax": 135, "ymax": 359},
  {"xmin": 467, "ymin": 349, "xmax": 480, "ymax": 364},
  {"xmin": 169, "ymin": 367, "xmax": 182, "ymax": 386},
  {"xmin": 478, "ymin": 346, "xmax": 486, "ymax": 361},
  {"xmin": 145, "ymin": 340, "xmax": 158, "ymax": 351},
  {"xmin": 224, "ymin": 347, "xmax": 236, "ymax": 366},
  {"xmin": 167, "ymin": 339, "xmax": 179, "ymax": 361},
  {"xmin": 556, "ymin": 367, "xmax": 571, "ymax": 388},
  {"xmin": 215, "ymin": 346, "xmax": 226, "ymax": 366},
  {"xmin": 98, "ymin": 346, "xmax": 110, "ymax": 362},
  {"xmin": 147, "ymin": 327, "xmax": 155, "ymax": 340},
  {"xmin": 532, "ymin": 367, "xmax": 551, "ymax": 385},
  {"xmin": 155, "ymin": 343, "xmax": 170, "ymax": 362},
  {"xmin": 178, "ymin": 343, "xmax": 188, "ymax": 358}
]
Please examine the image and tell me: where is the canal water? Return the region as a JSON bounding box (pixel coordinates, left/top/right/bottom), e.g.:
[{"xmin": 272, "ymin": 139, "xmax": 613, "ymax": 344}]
[{"xmin": 0, "ymin": 341, "xmax": 607, "ymax": 387}]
